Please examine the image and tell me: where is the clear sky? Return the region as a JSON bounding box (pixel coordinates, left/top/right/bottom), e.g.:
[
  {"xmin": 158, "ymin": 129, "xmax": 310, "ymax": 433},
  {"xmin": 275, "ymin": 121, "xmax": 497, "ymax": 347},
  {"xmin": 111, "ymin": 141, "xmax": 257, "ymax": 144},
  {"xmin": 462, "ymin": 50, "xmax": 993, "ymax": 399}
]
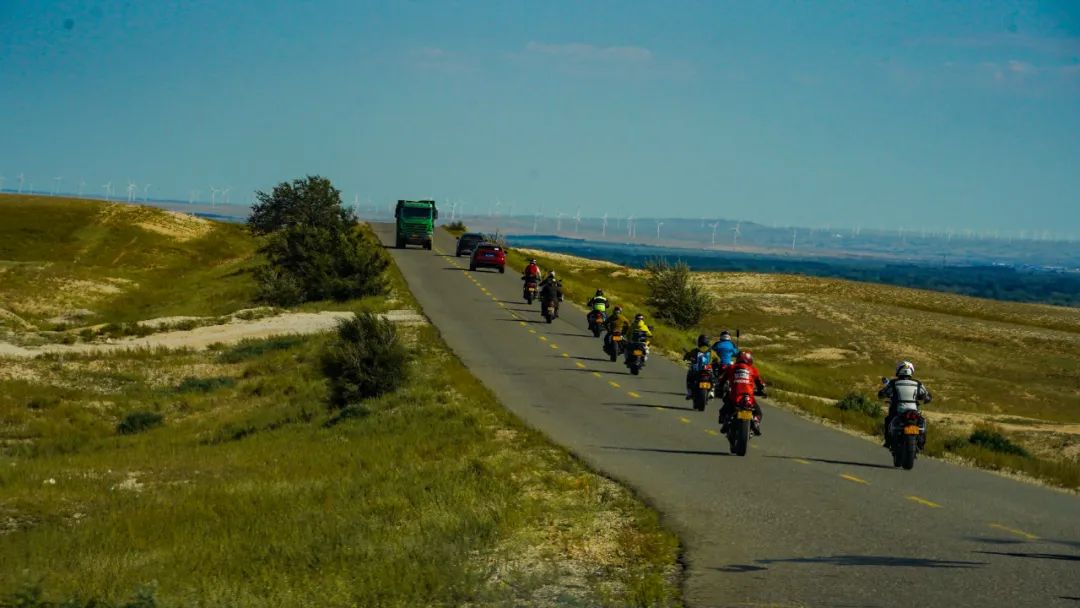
[{"xmin": 2, "ymin": 1, "xmax": 1079, "ymax": 235}]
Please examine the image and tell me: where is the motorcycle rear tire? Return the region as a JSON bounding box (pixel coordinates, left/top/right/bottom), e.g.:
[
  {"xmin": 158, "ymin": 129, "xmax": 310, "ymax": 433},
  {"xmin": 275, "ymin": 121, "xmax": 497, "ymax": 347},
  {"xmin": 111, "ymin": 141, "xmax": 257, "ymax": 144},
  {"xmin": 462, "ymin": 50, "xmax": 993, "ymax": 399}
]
[
  {"xmin": 732, "ymin": 420, "xmax": 750, "ymax": 456},
  {"xmin": 629, "ymin": 365, "xmax": 640, "ymax": 376},
  {"xmin": 592, "ymin": 325, "xmax": 601, "ymax": 338},
  {"xmin": 692, "ymin": 390, "xmax": 708, "ymax": 411},
  {"xmin": 902, "ymin": 436, "xmax": 917, "ymax": 470},
  {"xmin": 526, "ymin": 294, "xmax": 533, "ymax": 304},
  {"xmin": 891, "ymin": 443, "xmax": 903, "ymax": 468}
]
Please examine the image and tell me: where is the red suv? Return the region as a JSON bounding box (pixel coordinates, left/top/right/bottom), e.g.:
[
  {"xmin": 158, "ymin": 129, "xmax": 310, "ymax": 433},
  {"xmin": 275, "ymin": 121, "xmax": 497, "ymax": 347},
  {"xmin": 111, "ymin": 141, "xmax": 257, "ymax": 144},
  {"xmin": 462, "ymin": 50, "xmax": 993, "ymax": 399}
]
[{"xmin": 469, "ymin": 242, "xmax": 506, "ymax": 273}]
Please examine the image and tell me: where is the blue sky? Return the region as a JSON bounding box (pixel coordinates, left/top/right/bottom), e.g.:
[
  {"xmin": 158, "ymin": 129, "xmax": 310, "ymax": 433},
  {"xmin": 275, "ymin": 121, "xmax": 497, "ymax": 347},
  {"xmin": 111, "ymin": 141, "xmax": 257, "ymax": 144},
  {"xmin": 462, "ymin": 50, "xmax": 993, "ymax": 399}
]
[{"xmin": 2, "ymin": 1, "xmax": 1079, "ymax": 235}]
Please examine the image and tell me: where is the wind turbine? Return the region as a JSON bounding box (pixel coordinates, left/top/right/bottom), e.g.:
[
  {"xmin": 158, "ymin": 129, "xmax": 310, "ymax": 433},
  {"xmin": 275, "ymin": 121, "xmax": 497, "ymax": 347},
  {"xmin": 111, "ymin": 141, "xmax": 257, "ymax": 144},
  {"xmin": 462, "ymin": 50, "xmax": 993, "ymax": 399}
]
[
  {"xmin": 0, "ymin": 175, "xmax": 5, "ymax": 192},
  {"xmin": 574, "ymin": 209, "xmax": 582, "ymax": 234},
  {"xmin": 209, "ymin": 186, "xmax": 219, "ymax": 207},
  {"xmin": 627, "ymin": 215, "xmax": 635, "ymax": 238},
  {"xmin": 52, "ymin": 176, "xmax": 63, "ymax": 196},
  {"xmin": 189, "ymin": 190, "xmax": 199, "ymax": 204},
  {"xmin": 221, "ymin": 187, "xmax": 231, "ymax": 204},
  {"xmin": 143, "ymin": 184, "xmax": 152, "ymax": 202},
  {"xmin": 77, "ymin": 179, "xmax": 85, "ymax": 197},
  {"xmin": 532, "ymin": 210, "xmax": 540, "ymax": 234},
  {"xmin": 655, "ymin": 221, "xmax": 664, "ymax": 242},
  {"xmin": 102, "ymin": 181, "xmax": 113, "ymax": 201},
  {"xmin": 791, "ymin": 229, "xmax": 797, "ymax": 251},
  {"xmin": 126, "ymin": 180, "xmax": 137, "ymax": 202},
  {"xmin": 555, "ymin": 211, "xmax": 564, "ymax": 233},
  {"xmin": 17, "ymin": 173, "xmax": 25, "ymax": 194},
  {"xmin": 710, "ymin": 221, "xmax": 720, "ymax": 245},
  {"xmin": 601, "ymin": 213, "xmax": 608, "ymax": 237},
  {"xmin": 732, "ymin": 222, "xmax": 741, "ymax": 246}
]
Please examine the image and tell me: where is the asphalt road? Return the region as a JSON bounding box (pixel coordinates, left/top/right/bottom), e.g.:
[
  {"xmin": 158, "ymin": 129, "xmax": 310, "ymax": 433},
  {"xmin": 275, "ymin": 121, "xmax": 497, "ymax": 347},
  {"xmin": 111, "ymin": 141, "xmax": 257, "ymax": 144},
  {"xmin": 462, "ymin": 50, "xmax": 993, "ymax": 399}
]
[{"xmin": 374, "ymin": 224, "xmax": 1080, "ymax": 608}]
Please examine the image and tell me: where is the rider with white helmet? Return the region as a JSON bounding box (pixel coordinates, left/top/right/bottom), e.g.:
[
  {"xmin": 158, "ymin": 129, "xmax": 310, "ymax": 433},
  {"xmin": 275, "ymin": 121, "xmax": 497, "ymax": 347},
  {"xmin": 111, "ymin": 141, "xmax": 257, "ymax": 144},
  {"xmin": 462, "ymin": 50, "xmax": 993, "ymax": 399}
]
[{"xmin": 878, "ymin": 360, "xmax": 932, "ymax": 446}]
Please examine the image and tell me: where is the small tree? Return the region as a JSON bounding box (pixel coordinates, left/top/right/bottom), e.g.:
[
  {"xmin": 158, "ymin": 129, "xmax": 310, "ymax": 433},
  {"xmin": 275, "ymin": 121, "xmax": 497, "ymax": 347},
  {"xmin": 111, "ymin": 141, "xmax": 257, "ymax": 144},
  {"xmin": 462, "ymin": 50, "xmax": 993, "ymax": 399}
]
[
  {"xmin": 248, "ymin": 175, "xmax": 356, "ymax": 235},
  {"xmin": 322, "ymin": 313, "xmax": 410, "ymax": 408},
  {"xmin": 645, "ymin": 258, "xmax": 713, "ymax": 329},
  {"xmin": 257, "ymin": 224, "xmax": 388, "ymax": 304}
]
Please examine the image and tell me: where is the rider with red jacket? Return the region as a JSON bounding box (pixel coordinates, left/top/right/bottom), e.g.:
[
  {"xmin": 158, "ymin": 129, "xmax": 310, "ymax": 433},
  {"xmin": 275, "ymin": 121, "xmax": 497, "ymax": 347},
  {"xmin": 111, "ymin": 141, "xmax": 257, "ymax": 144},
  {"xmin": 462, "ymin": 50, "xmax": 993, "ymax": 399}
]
[
  {"xmin": 522, "ymin": 259, "xmax": 541, "ymax": 284},
  {"xmin": 719, "ymin": 351, "xmax": 766, "ymax": 436}
]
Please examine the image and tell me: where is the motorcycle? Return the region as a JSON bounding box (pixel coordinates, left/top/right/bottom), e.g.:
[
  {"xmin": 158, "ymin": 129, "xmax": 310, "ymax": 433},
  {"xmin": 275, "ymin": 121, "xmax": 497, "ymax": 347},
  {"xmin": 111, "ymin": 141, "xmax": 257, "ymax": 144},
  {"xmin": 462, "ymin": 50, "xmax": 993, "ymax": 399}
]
[
  {"xmin": 523, "ymin": 279, "xmax": 538, "ymax": 304},
  {"xmin": 587, "ymin": 310, "xmax": 607, "ymax": 337},
  {"xmin": 724, "ymin": 390, "xmax": 763, "ymax": 457},
  {"xmin": 624, "ymin": 333, "xmax": 649, "ymax": 375},
  {"xmin": 691, "ymin": 364, "xmax": 714, "ymax": 412},
  {"xmin": 604, "ymin": 330, "xmax": 625, "ymax": 362},
  {"xmin": 887, "ymin": 408, "xmax": 926, "ymax": 470},
  {"xmin": 541, "ymin": 298, "xmax": 558, "ymax": 323}
]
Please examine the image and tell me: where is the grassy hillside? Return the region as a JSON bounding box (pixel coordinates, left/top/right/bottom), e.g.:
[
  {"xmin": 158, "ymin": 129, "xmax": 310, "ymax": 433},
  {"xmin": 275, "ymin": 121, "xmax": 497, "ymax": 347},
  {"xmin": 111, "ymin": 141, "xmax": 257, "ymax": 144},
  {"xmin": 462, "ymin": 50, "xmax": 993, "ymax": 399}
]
[
  {"xmin": 0, "ymin": 194, "xmax": 258, "ymax": 330},
  {"xmin": 501, "ymin": 242, "xmax": 1080, "ymax": 489},
  {"xmin": 0, "ymin": 201, "xmax": 681, "ymax": 606}
]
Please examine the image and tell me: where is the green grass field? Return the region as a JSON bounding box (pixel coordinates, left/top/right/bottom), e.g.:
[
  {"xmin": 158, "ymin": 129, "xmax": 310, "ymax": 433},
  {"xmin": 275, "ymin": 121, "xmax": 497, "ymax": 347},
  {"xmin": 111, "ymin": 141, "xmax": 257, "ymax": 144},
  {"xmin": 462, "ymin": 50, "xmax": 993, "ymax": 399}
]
[
  {"xmin": 500, "ymin": 242, "xmax": 1080, "ymax": 489},
  {"xmin": 0, "ymin": 199, "xmax": 681, "ymax": 606}
]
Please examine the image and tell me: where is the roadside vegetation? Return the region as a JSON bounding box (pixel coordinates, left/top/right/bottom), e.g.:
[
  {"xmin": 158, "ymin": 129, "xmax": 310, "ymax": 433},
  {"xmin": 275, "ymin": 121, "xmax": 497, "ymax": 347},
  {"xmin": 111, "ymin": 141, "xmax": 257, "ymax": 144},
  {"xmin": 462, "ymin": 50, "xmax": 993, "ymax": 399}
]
[
  {"xmin": 0, "ymin": 195, "xmax": 681, "ymax": 606},
  {"xmin": 501, "ymin": 244, "xmax": 1080, "ymax": 490}
]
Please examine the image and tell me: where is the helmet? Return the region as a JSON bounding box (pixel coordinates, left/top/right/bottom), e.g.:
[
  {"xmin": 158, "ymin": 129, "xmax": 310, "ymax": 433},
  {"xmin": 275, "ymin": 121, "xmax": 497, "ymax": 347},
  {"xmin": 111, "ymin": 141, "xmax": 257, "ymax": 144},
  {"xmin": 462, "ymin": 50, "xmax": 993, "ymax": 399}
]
[
  {"xmin": 547, "ymin": 271, "xmax": 556, "ymax": 278},
  {"xmin": 896, "ymin": 361, "xmax": 915, "ymax": 377},
  {"xmin": 595, "ymin": 289, "xmax": 604, "ymax": 296},
  {"xmin": 737, "ymin": 351, "xmax": 753, "ymax": 365},
  {"xmin": 697, "ymin": 334, "xmax": 710, "ymax": 347},
  {"xmin": 529, "ymin": 258, "xmax": 537, "ymax": 264},
  {"xmin": 634, "ymin": 313, "xmax": 644, "ymax": 321},
  {"xmin": 613, "ymin": 306, "xmax": 622, "ymax": 314},
  {"xmin": 719, "ymin": 330, "xmax": 731, "ymax": 340}
]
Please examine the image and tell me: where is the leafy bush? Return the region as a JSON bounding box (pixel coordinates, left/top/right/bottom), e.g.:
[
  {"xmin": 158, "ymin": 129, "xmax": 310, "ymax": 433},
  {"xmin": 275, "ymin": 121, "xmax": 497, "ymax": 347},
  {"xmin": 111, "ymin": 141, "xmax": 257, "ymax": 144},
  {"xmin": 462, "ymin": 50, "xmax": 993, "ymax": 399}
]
[
  {"xmin": 321, "ymin": 313, "xmax": 410, "ymax": 408},
  {"xmin": 835, "ymin": 392, "xmax": 881, "ymax": 418},
  {"xmin": 257, "ymin": 224, "xmax": 389, "ymax": 305},
  {"xmin": 248, "ymin": 175, "xmax": 356, "ymax": 236},
  {"xmin": 445, "ymin": 221, "xmax": 467, "ymax": 235},
  {"xmin": 644, "ymin": 258, "xmax": 713, "ymax": 329},
  {"xmin": 117, "ymin": 410, "xmax": 164, "ymax": 435},
  {"xmin": 176, "ymin": 376, "xmax": 236, "ymax": 393},
  {"xmin": 968, "ymin": 428, "xmax": 1029, "ymax": 457}
]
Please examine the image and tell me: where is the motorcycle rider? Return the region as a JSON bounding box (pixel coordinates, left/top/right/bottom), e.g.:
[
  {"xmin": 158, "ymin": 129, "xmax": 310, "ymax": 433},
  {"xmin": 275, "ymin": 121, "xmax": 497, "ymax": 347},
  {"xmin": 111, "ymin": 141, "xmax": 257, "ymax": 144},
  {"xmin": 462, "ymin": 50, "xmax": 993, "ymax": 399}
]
[
  {"xmin": 711, "ymin": 330, "xmax": 740, "ymax": 367},
  {"xmin": 539, "ymin": 273, "xmax": 563, "ymax": 318},
  {"xmin": 603, "ymin": 305, "xmax": 630, "ymax": 353},
  {"xmin": 878, "ymin": 361, "xmax": 932, "ymax": 447},
  {"xmin": 522, "ymin": 259, "xmax": 542, "ymax": 285},
  {"xmin": 719, "ymin": 351, "xmax": 766, "ymax": 436},
  {"xmin": 586, "ymin": 289, "xmax": 609, "ymax": 326},
  {"xmin": 628, "ymin": 313, "xmax": 652, "ymax": 359},
  {"xmin": 683, "ymin": 334, "xmax": 715, "ymax": 400}
]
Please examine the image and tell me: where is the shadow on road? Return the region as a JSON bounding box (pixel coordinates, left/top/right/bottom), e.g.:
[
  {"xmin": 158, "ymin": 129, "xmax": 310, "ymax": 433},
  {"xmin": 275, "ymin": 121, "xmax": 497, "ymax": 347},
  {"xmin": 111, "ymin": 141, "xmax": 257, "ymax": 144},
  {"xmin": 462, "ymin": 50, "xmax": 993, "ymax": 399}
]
[
  {"xmin": 575, "ymin": 356, "xmax": 617, "ymax": 363},
  {"xmin": 708, "ymin": 564, "xmax": 767, "ymax": 573},
  {"xmin": 975, "ymin": 550, "xmax": 1080, "ymax": 562},
  {"xmin": 766, "ymin": 455, "xmax": 894, "ymax": 470},
  {"xmin": 603, "ymin": 401, "xmax": 692, "ymax": 412},
  {"xmin": 756, "ymin": 555, "xmax": 986, "ymax": 569},
  {"xmin": 565, "ymin": 368, "xmax": 633, "ymax": 377},
  {"xmin": 641, "ymin": 389, "xmax": 686, "ymax": 397},
  {"xmin": 441, "ymin": 266, "xmax": 469, "ymax": 272},
  {"xmin": 495, "ymin": 318, "xmax": 545, "ymax": 324},
  {"xmin": 600, "ymin": 445, "xmax": 731, "ymax": 457}
]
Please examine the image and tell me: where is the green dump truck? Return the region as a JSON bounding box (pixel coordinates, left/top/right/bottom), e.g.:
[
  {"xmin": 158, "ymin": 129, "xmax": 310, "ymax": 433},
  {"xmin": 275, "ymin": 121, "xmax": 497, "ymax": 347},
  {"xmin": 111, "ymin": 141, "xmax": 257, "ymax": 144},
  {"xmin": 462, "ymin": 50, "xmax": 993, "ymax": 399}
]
[{"xmin": 394, "ymin": 199, "xmax": 438, "ymax": 249}]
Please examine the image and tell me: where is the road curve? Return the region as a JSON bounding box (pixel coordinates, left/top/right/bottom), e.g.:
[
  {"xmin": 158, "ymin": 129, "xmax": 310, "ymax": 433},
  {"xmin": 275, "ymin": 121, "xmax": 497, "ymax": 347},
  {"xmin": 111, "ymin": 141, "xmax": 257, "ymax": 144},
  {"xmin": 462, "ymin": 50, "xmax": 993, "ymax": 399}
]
[{"xmin": 375, "ymin": 223, "xmax": 1080, "ymax": 608}]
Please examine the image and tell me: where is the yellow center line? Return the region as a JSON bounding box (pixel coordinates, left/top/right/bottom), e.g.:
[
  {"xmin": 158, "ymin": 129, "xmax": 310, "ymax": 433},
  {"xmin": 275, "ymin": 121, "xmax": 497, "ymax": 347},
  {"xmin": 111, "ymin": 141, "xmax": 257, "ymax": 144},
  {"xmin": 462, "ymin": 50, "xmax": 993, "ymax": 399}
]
[
  {"xmin": 561, "ymin": 352, "xmax": 570, "ymax": 358},
  {"xmin": 549, "ymin": 344, "xmax": 558, "ymax": 349},
  {"xmin": 705, "ymin": 429, "xmax": 719, "ymax": 436},
  {"xmin": 575, "ymin": 362, "xmax": 586, "ymax": 368},
  {"xmin": 538, "ymin": 336, "xmax": 547, "ymax": 341},
  {"xmin": 795, "ymin": 459, "xmax": 811, "ymax": 465},
  {"xmin": 529, "ymin": 329, "xmax": 537, "ymax": 334},
  {"xmin": 519, "ymin": 321, "xmax": 526, "ymax": 326},
  {"xmin": 989, "ymin": 523, "xmax": 1039, "ymax": 540},
  {"xmin": 592, "ymin": 371, "xmax": 603, "ymax": 378},
  {"xmin": 627, "ymin": 391, "xmax": 640, "ymax": 398},
  {"xmin": 906, "ymin": 496, "xmax": 941, "ymax": 508},
  {"xmin": 608, "ymin": 381, "xmax": 621, "ymax": 388},
  {"xmin": 840, "ymin": 474, "xmax": 869, "ymax": 485},
  {"xmin": 679, "ymin": 417, "xmax": 691, "ymax": 424}
]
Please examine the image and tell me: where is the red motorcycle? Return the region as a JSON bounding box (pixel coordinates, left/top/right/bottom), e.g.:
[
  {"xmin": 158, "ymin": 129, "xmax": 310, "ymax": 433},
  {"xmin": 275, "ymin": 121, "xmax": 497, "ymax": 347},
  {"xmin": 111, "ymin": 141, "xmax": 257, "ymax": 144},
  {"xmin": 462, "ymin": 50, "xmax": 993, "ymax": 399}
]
[
  {"xmin": 724, "ymin": 388, "xmax": 764, "ymax": 457},
  {"xmin": 523, "ymin": 279, "xmax": 538, "ymax": 304}
]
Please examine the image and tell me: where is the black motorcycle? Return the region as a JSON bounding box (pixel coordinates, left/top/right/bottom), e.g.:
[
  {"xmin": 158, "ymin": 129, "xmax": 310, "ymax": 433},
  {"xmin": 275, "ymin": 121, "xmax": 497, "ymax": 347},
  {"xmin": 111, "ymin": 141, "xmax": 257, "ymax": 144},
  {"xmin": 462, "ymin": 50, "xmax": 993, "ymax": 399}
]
[
  {"xmin": 887, "ymin": 409, "xmax": 926, "ymax": 470},
  {"xmin": 624, "ymin": 333, "xmax": 649, "ymax": 375},
  {"xmin": 587, "ymin": 310, "xmax": 606, "ymax": 338},
  {"xmin": 603, "ymin": 330, "xmax": 625, "ymax": 362}
]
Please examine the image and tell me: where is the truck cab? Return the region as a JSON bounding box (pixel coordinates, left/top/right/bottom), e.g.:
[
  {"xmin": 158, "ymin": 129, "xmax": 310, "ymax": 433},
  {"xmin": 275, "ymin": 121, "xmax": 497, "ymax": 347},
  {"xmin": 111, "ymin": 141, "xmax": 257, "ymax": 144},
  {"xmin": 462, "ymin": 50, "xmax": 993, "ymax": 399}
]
[{"xmin": 394, "ymin": 200, "xmax": 438, "ymax": 250}]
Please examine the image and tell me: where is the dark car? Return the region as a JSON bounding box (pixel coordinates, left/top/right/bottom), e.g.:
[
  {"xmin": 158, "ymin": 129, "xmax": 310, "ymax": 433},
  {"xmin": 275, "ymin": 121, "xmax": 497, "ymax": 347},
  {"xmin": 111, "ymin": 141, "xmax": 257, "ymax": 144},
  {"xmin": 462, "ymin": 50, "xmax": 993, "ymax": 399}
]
[
  {"xmin": 469, "ymin": 242, "xmax": 506, "ymax": 273},
  {"xmin": 455, "ymin": 232, "xmax": 485, "ymax": 257}
]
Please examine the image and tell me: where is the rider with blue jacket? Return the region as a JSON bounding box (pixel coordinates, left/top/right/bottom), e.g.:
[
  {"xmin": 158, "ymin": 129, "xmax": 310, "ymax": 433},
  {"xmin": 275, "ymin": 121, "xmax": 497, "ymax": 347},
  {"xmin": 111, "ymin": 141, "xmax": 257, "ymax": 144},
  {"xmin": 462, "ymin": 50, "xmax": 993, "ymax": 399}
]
[{"xmin": 711, "ymin": 330, "xmax": 739, "ymax": 367}]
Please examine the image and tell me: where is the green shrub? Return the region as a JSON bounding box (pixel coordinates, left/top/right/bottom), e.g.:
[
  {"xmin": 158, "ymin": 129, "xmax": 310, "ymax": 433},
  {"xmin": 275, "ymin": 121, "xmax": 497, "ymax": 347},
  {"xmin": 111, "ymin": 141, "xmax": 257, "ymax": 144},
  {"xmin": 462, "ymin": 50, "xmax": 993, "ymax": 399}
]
[
  {"xmin": 968, "ymin": 428, "xmax": 1029, "ymax": 457},
  {"xmin": 217, "ymin": 335, "xmax": 305, "ymax": 363},
  {"xmin": 176, "ymin": 376, "xmax": 236, "ymax": 393},
  {"xmin": 321, "ymin": 312, "xmax": 410, "ymax": 408},
  {"xmin": 78, "ymin": 328, "xmax": 95, "ymax": 342},
  {"xmin": 256, "ymin": 225, "xmax": 389, "ymax": 305},
  {"xmin": 248, "ymin": 175, "xmax": 356, "ymax": 236},
  {"xmin": 254, "ymin": 266, "xmax": 306, "ymax": 306},
  {"xmin": 445, "ymin": 221, "xmax": 467, "ymax": 235},
  {"xmin": 117, "ymin": 410, "xmax": 164, "ymax": 435},
  {"xmin": 835, "ymin": 392, "xmax": 881, "ymax": 418},
  {"xmin": 644, "ymin": 258, "xmax": 713, "ymax": 329}
]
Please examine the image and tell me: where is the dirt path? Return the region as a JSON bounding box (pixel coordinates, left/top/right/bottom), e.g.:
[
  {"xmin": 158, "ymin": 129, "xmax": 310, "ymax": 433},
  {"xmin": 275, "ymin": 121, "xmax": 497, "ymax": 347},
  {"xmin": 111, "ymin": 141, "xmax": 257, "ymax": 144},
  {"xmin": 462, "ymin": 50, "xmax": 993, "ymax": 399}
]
[{"xmin": 0, "ymin": 310, "xmax": 426, "ymax": 359}]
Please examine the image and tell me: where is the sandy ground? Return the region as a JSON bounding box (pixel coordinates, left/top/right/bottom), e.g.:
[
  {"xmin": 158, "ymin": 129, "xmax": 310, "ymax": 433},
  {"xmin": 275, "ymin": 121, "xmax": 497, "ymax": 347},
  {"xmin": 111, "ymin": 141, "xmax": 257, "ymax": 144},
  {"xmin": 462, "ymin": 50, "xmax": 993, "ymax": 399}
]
[{"xmin": 0, "ymin": 309, "xmax": 426, "ymax": 359}]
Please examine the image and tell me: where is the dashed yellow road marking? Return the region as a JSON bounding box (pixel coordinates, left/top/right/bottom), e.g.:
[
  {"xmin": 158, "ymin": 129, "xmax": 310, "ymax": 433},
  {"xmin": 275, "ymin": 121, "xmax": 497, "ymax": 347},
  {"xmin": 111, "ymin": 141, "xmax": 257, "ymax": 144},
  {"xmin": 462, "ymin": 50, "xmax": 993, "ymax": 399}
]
[
  {"xmin": 592, "ymin": 371, "xmax": 602, "ymax": 378},
  {"xmin": 538, "ymin": 336, "xmax": 547, "ymax": 341},
  {"xmin": 529, "ymin": 329, "xmax": 537, "ymax": 334},
  {"xmin": 989, "ymin": 523, "xmax": 1039, "ymax": 540},
  {"xmin": 654, "ymin": 406, "xmax": 664, "ymax": 411},
  {"xmin": 561, "ymin": 352, "xmax": 570, "ymax": 358},
  {"xmin": 906, "ymin": 496, "xmax": 941, "ymax": 508},
  {"xmin": 705, "ymin": 429, "xmax": 719, "ymax": 436},
  {"xmin": 519, "ymin": 321, "xmax": 526, "ymax": 326},
  {"xmin": 795, "ymin": 459, "xmax": 811, "ymax": 465},
  {"xmin": 627, "ymin": 391, "xmax": 640, "ymax": 398},
  {"xmin": 549, "ymin": 344, "xmax": 558, "ymax": 349},
  {"xmin": 679, "ymin": 417, "xmax": 691, "ymax": 424},
  {"xmin": 840, "ymin": 474, "xmax": 869, "ymax": 485},
  {"xmin": 575, "ymin": 362, "xmax": 586, "ymax": 368},
  {"xmin": 608, "ymin": 381, "xmax": 621, "ymax": 388}
]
